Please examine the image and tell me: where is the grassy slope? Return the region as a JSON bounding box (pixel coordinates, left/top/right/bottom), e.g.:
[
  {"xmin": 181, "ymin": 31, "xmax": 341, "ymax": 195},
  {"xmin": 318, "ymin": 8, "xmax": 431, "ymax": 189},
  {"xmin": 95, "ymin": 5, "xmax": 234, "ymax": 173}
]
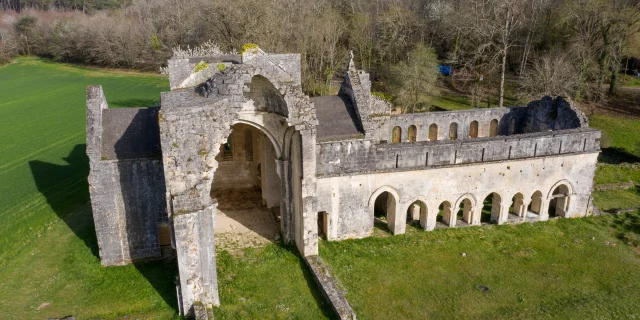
[
  {"xmin": 0, "ymin": 58, "xmax": 329, "ymax": 319},
  {"xmin": 321, "ymin": 214, "xmax": 640, "ymax": 319}
]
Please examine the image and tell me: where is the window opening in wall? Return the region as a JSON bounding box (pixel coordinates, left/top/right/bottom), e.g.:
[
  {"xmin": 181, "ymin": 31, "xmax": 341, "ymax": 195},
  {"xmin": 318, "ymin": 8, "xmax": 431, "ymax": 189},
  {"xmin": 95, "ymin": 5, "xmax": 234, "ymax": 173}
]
[
  {"xmin": 392, "ymin": 126, "xmax": 402, "ymax": 143},
  {"xmin": 429, "ymin": 123, "xmax": 438, "ymax": 141},
  {"xmin": 509, "ymin": 117, "xmax": 516, "ymax": 134},
  {"xmin": 318, "ymin": 211, "xmax": 328, "ymax": 240},
  {"xmin": 408, "ymin": 125, "xmax": 417, "ymax": 142},
  {"xmin": 489, "ymin": 119, "xmax": 498, "ymax": 137},
  {"xmin": 223, "ymin": 136, "xmax": 233, "ymax": 160},
  {"xmin": 245, "ymin": 129, "xmax": 253, "ymax": 161},
  {"xmin": 449, "ymin": 122, "xmax": 458, "ymax": 140},
  {"xmin": 469, "ymin": 121, "xmax": 479, "ymax": 138}
]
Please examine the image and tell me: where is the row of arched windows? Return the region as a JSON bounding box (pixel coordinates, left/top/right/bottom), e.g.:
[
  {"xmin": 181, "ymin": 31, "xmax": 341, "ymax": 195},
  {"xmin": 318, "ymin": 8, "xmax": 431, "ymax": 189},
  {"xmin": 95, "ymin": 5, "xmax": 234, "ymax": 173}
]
[{"xmin": 391, "ymin": 119, "xmax": 500, "ymax": 143}]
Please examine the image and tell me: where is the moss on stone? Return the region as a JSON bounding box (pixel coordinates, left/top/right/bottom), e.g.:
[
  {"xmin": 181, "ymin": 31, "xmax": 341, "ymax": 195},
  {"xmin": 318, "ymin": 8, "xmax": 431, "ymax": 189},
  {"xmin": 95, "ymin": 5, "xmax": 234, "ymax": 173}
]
[
  {"xmin": 241, "ymin": 43, "xmax": 260, "ymax": 54},
  {"xmin": 193, "ymin": 61, "xmax": 209, "ymax": 73}
]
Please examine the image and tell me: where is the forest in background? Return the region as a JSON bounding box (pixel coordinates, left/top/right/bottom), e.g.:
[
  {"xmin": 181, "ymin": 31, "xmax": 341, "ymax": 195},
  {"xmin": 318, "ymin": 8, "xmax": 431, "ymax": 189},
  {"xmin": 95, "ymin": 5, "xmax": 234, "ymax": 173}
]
[{"xmin": 1, "ymin": 0, "xmax": 639, "ymax": 108}]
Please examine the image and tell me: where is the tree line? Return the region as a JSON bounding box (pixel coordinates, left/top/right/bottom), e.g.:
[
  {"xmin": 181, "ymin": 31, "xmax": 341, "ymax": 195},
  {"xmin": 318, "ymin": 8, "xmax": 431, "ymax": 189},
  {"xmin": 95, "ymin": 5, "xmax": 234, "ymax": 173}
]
[{"xmin": 1, "ymin": 0, "xmax": 639, "ymax": 108}]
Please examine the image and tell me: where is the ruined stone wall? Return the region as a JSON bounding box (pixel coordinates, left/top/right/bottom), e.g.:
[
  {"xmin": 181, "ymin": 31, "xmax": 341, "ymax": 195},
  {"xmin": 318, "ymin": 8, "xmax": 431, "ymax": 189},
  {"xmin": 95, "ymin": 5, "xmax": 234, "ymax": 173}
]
[
  {"xmin": 86, "ymin": 86, "xmax": 167, "ymax": 266},
  {"xmin": 317, "ymin": 128, "xmax": 600, "ymax": 176},
  {"xmin": 375, "ymin": 96, "xmax": 585, "ymax": 143},
  {"xmin": 316, "ymin": 152, "xmax": 598, "ymax": 240}
]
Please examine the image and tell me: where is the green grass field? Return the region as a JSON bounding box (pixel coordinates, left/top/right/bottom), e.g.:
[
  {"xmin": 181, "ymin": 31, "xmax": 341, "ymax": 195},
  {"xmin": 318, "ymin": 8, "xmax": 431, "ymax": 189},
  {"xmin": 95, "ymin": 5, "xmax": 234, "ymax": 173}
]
[
  {"xmin": 321, "ymin": 213, "xmax": 640, "ymax": 319},
  {"xmin": 0, "ymin": 57, "xmax": 329, "ymax": 319}
]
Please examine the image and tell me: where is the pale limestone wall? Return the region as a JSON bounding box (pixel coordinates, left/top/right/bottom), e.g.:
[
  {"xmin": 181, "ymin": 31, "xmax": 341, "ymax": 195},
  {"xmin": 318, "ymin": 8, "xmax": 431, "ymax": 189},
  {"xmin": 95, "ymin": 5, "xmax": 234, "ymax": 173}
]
[{"xmin": 316, "ymin": 152, "xmax": 598, "ymax": 240}]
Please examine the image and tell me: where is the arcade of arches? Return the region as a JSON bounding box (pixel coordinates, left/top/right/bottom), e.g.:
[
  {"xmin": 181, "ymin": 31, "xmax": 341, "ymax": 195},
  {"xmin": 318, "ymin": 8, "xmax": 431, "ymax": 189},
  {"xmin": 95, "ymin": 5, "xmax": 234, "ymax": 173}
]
[{"xmin": 369, "ymin": 183, "xmax": 574, "ymax": 235}]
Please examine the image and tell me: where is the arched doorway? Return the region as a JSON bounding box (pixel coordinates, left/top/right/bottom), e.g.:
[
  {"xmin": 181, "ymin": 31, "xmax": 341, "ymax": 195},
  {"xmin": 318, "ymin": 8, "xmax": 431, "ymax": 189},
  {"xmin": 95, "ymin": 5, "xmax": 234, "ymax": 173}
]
[
  {"xmin": 527, "ymin": 190, "xmax": 543, "ymax": 221},
  {"xmin": 456, "ymin": 198, "xmax": 473, "ymax": 226},
  {"xmin": 549, "ymin": 184, "xmax": 571, "ymax": 218},
  {"xmin": 407, "ymin": 200, "xmax": 427, "ymax": 229},
  {"xmin": 211, "ymin": 123, "xmax": 282, "ymax": 251},
  {"xmin": 374, "ymin": 191, "xmax": 397, "ymax": 233},
  {"xmin": 508, "ymin": 193, "xmax": 526, "ymax": 222},
  {"xmin": 481, "ymin": 193, "xmax": 502, "ymax": 224},
  {"xmin": 437, "ymin": 201, "xmax": 452, "ymax": 228}
]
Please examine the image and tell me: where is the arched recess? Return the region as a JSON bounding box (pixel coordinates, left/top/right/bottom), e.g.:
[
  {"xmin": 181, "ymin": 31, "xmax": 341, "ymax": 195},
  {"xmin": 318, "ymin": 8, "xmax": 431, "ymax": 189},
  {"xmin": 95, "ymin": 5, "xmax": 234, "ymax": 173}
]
[
  {"xmin": 406, "ymin": 199, "xmax": 428, "ymax": 229},
  {"xmin": 429, "ymin": 123, "xmax": 438, "ymax": 141},
  {"xmin": 437, "ymin": 201, "xmax": 453, "ymax": 227},
  {"xmin": 489, "ymin": 119, "xmax": 499, "ymax": 137},
  {"xmin": 369, "ymin": 186, "xmax": 401, "ymax": 234},
  {"xmin": 408, "ymin": 125, "xmax": 417, "ymax": 142},
  {"xmin": 527, "ymin": 190, "xmax": 544, "ymax": 220},
  {"xmin": 244, "ymin": 75, "xmax": 289, "ymax": 118},
  {"xmin": 481, "ymin": 192, "xmax": 503, "ymax": 223},
  {"xmin": 455, "ymin": 194, "xmax": 477, "ymax": 226},
  {"xmin": 392, "ymin": 126, "xmax": 402, "ymax": 143},
  {"xmin": 548, "ymin": 182, "xmax": 572, "ymax": 218},
  {"xmin": 510, "ymin": 193, "xmax": 526, "ymax": 217},
  {"xmin": 469, "ymin": 121, "xmax": 479, "ymax": 138},
  {"xmin": 449, "ymin": 122, "xmax": 458, "ymax": 140}
]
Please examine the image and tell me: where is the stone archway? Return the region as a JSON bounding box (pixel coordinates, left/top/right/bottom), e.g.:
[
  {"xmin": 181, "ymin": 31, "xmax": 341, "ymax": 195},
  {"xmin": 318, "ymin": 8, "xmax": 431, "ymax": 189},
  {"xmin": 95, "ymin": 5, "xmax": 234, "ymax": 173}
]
[
  {"xmin": 210, "ymin": 122, "xmax": 282, "ymax": 251},
  {"xmin": 159, "ymin": 50, "xmax": 319, "ymax": 314}
]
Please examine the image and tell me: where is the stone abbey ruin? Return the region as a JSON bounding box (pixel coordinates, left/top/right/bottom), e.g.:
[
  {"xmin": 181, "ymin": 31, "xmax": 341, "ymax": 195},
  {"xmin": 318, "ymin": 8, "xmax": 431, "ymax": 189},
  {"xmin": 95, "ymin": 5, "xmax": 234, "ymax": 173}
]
[{"xmin": 86, "ymin": 47, "xmax": 600, "ymax": 317}]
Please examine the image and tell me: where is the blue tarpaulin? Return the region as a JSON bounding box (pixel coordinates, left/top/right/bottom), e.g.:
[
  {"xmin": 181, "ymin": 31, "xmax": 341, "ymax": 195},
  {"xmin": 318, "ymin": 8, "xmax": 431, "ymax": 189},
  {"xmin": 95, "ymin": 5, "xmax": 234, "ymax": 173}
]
[{"xmin": 438, "ymin": 65, "xmax": 452, "ymax": 76}]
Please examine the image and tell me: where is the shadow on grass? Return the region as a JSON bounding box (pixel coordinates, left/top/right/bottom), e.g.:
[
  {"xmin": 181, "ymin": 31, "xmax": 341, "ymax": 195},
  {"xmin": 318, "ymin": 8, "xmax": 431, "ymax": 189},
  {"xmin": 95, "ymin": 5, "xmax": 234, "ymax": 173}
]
[
  {"xmin": 28, "ymin": 144, "xmax": 179, "ymax": 315},
  {"xmin": 281, "ymin": 243, "xmax": 340, "ymax": 320},
  {"xmin": 599, "ymin": 147, "xmax": 640, "ymax": 164}
]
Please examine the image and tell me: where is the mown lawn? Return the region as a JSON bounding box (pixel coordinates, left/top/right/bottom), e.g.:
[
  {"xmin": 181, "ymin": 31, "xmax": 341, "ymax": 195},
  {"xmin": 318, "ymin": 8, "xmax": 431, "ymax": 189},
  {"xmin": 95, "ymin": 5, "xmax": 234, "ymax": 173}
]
[
  {"xmin": 0, "ymin": 57, "xmax": 329, "ymax": 319},
  {"xmin": 321, "ymin": 213, "xmax": 640, "ymax": 319}
]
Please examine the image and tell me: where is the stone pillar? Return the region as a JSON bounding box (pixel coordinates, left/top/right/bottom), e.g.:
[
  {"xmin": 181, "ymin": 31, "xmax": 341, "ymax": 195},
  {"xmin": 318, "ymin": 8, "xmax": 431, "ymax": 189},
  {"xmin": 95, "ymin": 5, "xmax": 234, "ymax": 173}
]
[
  {"xmin": 497, "ymin": 201, "xmax": 510, "ymax": 225},
  {"xmin": 490, "ymin": 195, "xmax": 503, "ymax": 223},
  {"xmin": 421, "ymin": 205, "xmax": 436, "ymax": 231},
  {"xmin": 299, "ymin": 128, "xmax": 319, "ymax": 256},
  {"xmin": 539, "ymin": 200, "xmax": 550, "ymax": 221},
  {"xmin": 388, "ymin": 200, "xmax": 405, "ymax": 235},
  {"xmin": 443, "ymin": 204, "xmax": 454, "ymax": 227},
  {"xmin": 173, "ymin": 205, "xmax": 220, "ymax": 317}
]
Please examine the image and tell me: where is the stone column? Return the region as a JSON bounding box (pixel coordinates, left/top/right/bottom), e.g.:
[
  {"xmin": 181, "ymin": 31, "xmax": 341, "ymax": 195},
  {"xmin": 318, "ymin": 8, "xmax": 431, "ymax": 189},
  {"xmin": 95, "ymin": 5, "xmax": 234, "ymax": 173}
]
[
  {"xmin": 261, "ymin": 136, "xmax": 281, "ymax": 208},
  {"xmin": 299, "ymin": 128, "xmax": 318, "ymax": 256},
  {"xmin": 173, "ymin": 205, "xmax": 220, "ymax": 317}
]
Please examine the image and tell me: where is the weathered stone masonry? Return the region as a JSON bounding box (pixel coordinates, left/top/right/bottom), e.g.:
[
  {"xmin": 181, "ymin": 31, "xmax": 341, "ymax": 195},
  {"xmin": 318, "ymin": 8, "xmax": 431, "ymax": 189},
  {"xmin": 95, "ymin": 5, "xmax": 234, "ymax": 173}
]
[{"xmin": 86, "ymin": 47, "xmax": 600, "ymax": 318}]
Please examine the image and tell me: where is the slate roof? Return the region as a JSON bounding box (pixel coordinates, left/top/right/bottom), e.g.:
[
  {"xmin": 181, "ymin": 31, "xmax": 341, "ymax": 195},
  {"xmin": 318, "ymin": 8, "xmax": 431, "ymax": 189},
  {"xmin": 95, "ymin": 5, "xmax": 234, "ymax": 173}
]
[{"xmin": 313, "ymin": 95, "xmax": 363, "ymax": 141}]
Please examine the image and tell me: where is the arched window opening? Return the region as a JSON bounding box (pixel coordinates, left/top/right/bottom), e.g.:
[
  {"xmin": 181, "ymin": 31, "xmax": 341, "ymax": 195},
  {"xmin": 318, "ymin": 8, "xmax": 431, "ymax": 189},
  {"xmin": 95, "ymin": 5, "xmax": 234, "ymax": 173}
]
[
  {"xmin": 457, "ymin": 199, "xmax": 473, "ymax": 226},
  {"xmin": 449, "ymin": 122, "xmax": 458, "ymax": 140},
  {"xmin": 481, "ymin": 193, "xmax": 502, "ymax": 224},
  {"xmin": 489, "ymin": 119, "xmax": 499, "ymax": 137},
  {"xmin": 374, "ymin": 191, "xmax": 397, "ymax": 233},
  {"xmin": 549, "ymin": 184, "xmax": 570, "ymax": 218},
  {"xmin": 469, "ymin": 121, "xmax": 479, "ymax": 138},
  {"xmin": 392, "ymin": 126, "xmax": 402, "ymax": 143},
  {"xmin": 527, "ymin": 190, "xmax": 543, "ymax": 221},
  {"xmin": 408, "ymin": 125, "xmax": 417, "ymax": 142},
  {"xmin": 437, "ymin": 201, "xmax": 452, "ymax": 227},
  {"xmin": 429, "ymin": 123, "xmax": 438, "ymax": 141}
]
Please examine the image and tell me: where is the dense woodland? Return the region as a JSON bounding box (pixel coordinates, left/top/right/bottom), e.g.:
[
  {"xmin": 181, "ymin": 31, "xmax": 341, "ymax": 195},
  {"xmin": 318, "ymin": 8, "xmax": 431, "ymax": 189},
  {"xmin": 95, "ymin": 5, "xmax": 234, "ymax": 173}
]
[{"xmin": 1, "ymin": 0, "xmax": 639, "ymax": 108}]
